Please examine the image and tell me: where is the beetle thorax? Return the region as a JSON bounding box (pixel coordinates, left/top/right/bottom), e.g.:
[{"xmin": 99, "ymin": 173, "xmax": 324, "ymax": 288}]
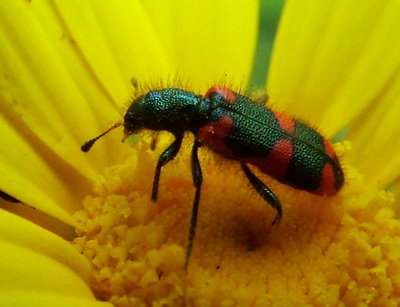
[{"xmin": 124, "ymin": 88, "xmax": 210, "ymax": 135}]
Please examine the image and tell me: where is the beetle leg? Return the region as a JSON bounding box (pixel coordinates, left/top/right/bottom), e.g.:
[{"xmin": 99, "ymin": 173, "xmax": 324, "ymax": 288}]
[
  {"xmin": 151, "ymin": 133, "xmax": 184, "ymax": 202},
  {"xmin": 184, "ymin": 138, "xmax": 203, "ymax": 271},
  {"xmin": 241, "ymin": 163, "xmax": 282, "ymax": 225}
]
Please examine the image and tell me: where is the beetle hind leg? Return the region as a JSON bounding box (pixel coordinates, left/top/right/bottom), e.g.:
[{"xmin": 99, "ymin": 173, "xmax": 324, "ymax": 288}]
[{"xmin": 241, "ymin": 163, "xmax": 282, "ymax": 225}]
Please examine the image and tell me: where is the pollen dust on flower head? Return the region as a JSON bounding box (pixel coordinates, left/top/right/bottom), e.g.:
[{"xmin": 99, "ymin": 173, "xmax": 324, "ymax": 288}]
[
  {"xmin": 72, "ymin": 138, "xmax": 400, "ymax": 306},
  {"xmin": 73, "ymin": 137, "xmax": 189, "ymax": 306}
]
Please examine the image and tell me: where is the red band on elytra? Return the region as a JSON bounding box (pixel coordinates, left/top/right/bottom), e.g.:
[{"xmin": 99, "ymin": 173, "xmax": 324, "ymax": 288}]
[{"xmin": 205, "ymin": 86, "xmax": 237, "ymax": 103}]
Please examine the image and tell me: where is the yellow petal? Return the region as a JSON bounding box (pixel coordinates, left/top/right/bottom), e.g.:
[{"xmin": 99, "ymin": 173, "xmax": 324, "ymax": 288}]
[
  {"xmin": 0, "ymin": 108, "xmax": 82, "ymax": 224},
  {"xmin": 0, "ymin": 210, "xmax": 109, "ymax": 306},
  {"xmin": 346, "ymin": 78, "xmax": 400, "ymax": 188},
  {"xmin": 2, "ymin": 294, "xmax": 110, "ymax": 307},
  {"xmin": 142, "ymin": 0, "xmax": 259, "ymax": 90},
  {"xmin": 268, "ymin": 1, "xmax": 400, "ymax": 136},
  {"xmin": 0, "ymin": 0, "xmax": 171, "ymax": 182},
  {"xmin": 53, "ymin": 0, "xmax": 171, "ymax": 98},
  {"xmin": 0, "ymin": 1, "xmax": 117, "ymax": 177}
]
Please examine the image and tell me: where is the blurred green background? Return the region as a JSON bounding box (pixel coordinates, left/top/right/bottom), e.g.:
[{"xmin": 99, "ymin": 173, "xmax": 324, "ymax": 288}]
[{"xmin": 250, "ymin": 0, "xmax": 285, "ymax": 87}]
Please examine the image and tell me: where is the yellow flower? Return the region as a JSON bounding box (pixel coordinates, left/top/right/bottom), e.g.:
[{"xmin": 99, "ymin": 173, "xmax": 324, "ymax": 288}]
[{"xmin": 1, "ymin": 1, "xmax": 399, "ymax": 306}]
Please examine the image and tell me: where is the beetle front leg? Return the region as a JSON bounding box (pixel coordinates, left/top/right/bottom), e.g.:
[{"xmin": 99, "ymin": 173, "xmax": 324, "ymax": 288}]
[
  {"xmin": 184, "ymin": 138, "xmax": 203, "ymax": 271},
  {"xmin": 152, "ymin": 133, "xmax": 184, "ymax": 202},
  {"xmin": 241, "ymin": 163, "xmax": 282, "ymax": 225}
]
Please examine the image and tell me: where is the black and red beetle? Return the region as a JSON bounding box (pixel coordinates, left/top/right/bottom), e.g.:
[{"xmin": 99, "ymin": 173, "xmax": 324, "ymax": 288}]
[{"xmin": 82, "ymin": 85, "xmax": 344, "ymax": 270}]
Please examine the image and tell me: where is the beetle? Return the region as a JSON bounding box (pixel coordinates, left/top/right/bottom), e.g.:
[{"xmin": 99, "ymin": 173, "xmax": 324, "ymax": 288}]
[{"xmin": 81, "ymin": 85, "xmax": 344, "ymax": 270}]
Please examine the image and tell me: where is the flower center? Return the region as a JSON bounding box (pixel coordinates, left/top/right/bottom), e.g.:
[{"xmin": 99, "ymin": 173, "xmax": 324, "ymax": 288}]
[{"xmin": 73, "ymin": 139, "xmax": 399, "ymax": 306}]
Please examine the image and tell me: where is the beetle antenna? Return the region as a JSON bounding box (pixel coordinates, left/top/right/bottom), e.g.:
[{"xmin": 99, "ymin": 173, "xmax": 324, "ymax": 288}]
[{"xmin": 81, "ymin": 123, "xmax": 122, "ymax": 152}]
